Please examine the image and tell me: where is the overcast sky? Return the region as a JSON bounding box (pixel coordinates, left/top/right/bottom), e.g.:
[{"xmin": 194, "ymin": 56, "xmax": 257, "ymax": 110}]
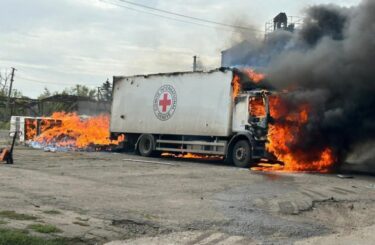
[{"xmin": 0, "ymin": 0, "xmax": 361, "ymax": 98}]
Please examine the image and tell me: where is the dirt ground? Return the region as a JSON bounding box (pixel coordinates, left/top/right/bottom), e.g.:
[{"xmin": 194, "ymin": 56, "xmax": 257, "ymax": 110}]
[{"xmin": 0, "ymin": 133, "xmax": 375, "ymax": 244}]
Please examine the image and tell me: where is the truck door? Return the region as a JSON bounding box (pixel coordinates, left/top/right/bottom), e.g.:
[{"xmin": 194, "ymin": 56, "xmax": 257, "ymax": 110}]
[
  {"xmin": 232, "ymin": 95, "xmax": 249, "ymax": 132},
  {"xmin": 248, "ymin": 93, "xmax": 270, "ymax": 140}
]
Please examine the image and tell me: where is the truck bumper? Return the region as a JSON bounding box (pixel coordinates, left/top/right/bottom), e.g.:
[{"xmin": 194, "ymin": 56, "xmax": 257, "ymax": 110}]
[{"xmin": 252, "ymin": 140, "xmax": 267, "ymax": 159}]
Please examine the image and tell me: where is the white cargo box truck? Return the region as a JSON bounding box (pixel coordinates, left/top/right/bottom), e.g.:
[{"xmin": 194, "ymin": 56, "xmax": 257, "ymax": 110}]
[{"xmin": 110, "ymin": 68, "xmax": 270, "ymax": 167}]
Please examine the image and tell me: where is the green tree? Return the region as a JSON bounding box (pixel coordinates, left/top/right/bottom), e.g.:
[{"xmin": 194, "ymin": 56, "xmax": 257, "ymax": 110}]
[
  {"xmin": 38, "ymin": 87, "xmax": 52, "ymax": 100},
  {"xmin": 99, "ymin": 79, "xmax": 112, "ymax": 101},
  {"xmin": 63, "ymin": 84, "xmax": 96, "ymax": 99}
]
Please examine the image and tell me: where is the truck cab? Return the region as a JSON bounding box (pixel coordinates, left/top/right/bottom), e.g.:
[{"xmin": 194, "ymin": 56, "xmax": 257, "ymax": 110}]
[{"xmin": 230, "ymin": 90, "xmax": 271, "ymax": 167}]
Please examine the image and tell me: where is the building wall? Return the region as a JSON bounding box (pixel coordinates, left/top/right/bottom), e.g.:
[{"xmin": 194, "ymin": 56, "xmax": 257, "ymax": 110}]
[{"xmin": 77, "ymin": 101, "xmax": 111, "ymax": 116}]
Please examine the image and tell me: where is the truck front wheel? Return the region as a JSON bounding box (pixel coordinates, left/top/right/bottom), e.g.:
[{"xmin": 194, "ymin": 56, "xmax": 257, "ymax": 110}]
[
  {"xmin": 138, "ymin": 134, "xmax": 155, "ymax": 157},
  {"xmin": 232, "ymin": 140, "xmax": 252, "ymax": 168}
]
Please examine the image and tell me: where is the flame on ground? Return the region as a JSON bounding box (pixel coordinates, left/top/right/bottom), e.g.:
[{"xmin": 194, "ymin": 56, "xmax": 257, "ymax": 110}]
[
  {"xmin": 32, "ymin": 112, "xmax": 124, "ymax": 150},
  {"xmin": 161, "ymin": 152, "xmax": 223, "ymax": 161}
]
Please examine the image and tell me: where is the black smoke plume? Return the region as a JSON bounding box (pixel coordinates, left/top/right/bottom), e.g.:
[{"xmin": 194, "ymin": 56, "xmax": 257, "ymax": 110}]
[{"xmin": 228, "ymin": 0, "xmax": 375, "ymax": 170}]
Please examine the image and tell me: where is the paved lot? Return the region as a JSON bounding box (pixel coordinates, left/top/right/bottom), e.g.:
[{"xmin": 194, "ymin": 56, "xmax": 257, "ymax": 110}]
[{"xmin": 0, "ymin": 141, "xmax": 374, "ymax": 244}]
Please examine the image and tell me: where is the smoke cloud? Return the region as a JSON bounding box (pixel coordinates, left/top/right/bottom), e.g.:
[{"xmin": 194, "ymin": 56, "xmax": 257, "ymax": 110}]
[{"xmin": 227, "ymin": 0, "xmax": 375, "ymax": 169}]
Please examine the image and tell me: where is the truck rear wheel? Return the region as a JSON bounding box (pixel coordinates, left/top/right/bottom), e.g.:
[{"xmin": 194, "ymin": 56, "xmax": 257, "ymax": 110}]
[
  {"xmin": 138, "ymin": 134, "xmax": 155, "ymax": 157},
  {"xmin": 232, "ymin": 140, "xmax": 252, "ymax": 168}
]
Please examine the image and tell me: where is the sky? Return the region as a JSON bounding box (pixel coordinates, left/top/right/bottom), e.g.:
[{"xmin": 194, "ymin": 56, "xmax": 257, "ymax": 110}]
[{"xmin": 0, "ymin": 0, "xmax": 361, "ymax": 98}]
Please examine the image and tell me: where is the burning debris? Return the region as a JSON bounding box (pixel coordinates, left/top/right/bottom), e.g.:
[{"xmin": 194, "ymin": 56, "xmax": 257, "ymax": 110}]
[
  {"xmin": 10, "ymin": 116, "xmax": 62, "ymax": 143},
  {"xmin": 25, "ymin": 112, "xmax": 124, "ymax": 151}
]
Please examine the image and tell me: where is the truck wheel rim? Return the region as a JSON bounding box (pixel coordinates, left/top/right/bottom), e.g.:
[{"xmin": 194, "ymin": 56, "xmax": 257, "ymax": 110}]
[
  {"xmin": 144, "ymin": 139, "xmax": 151, "ymax": 152},
  {"xmin": 235, "ymin": 147, "xmax": 245, "ymax": 160}
]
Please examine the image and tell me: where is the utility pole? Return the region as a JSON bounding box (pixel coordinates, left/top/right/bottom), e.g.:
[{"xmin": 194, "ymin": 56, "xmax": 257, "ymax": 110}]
[
  {"xmin": 193, "ymin": 56, "xmax": 197, "ymax": 72},
  {"xmin": 6, "ymin": 67, "xmax": 16, "ymax": 120}
]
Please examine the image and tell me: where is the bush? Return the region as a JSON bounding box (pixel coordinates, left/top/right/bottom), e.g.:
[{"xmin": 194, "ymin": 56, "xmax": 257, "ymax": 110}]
[{"xmin": 0, "ymin": 121, "xmax": 9, "ymax": 130}]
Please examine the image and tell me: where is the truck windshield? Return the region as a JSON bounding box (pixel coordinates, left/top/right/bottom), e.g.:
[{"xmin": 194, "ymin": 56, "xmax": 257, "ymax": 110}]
[{"xmin": 249, "ymin": 96, "xmax": 266, "ymax": 118}]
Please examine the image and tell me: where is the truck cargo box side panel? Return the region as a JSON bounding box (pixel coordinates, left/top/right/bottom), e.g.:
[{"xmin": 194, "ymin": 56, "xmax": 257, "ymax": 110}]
[{"xmin": 110, "ymin": 70, "xmax": 233, "ymax": 137}]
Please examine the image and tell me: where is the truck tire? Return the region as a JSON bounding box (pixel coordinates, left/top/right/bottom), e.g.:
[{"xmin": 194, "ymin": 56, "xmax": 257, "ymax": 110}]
[
  {"xmin": 232, "ymin": 140, "xmax": 252, "ymax": 168},
  {"xmin": 138, "ymin": 134, "xmax": 155, "ymax": 157}
]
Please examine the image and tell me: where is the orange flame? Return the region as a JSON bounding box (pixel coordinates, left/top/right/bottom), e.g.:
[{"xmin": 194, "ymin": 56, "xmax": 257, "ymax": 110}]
[
  {"xmin": 25, "ymin": 119, "xmax": 37, "ymax": 140},
  {"xmin": 161, "ymin": 152, "xmax": 223, "ymax": 161},
  {"xmin": 232, "ymin": 69, "xmax": 266, "ymax": 100},
  {"xmin": 243, "ymin": 68, "xmax": 266, "ymax": 83},
  {"xmin": 232, "ymin": 74, "xmax": 241, "ymax": 100},
  {"xmin": 252, "ymin": 96, "xmax": 336, "ymax": 172},
  {"xmin": 33, "ymin": 112, "xmax": 124, "ymax": 149},
  {"xmin": 40, "ymin": 119, "xmax": 54, "ymax": 132},
  {"xmin": 249, "ymin": 97, "xmax": 266, "ymax": 117}
]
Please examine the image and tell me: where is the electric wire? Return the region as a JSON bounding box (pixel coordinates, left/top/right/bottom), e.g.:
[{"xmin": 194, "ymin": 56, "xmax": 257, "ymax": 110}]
[
  {"xmin": 100, "ymin": 0, "xmax": 237, "ymax": 33},
  {"xmin": 100, "ymin": 0, "xmax": 263, "ymax": 34},
  {"xmin": 112, "ymin": 0, "xmax": 263, "ymax": 32}
]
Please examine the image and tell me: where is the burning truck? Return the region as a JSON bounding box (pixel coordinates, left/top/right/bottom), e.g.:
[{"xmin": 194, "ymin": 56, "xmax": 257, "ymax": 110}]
[
  {"xmin": 14, "ymin": 67, "xmax": 335, "ymax": 172},
  {"xmin": 11, "ymin": 1, "xmax": 373, "ymax": 174},
  {"xmin": 110, "ymin": 68, "xmax": 272, "ymax": 168}
]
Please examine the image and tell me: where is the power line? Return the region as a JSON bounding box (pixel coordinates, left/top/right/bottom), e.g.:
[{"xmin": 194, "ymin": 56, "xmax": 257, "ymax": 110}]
[
  {"xmin": 100, "ymin": 0, "xmax": 263, "ymax": 34},
  {"xmin": 100, "ymin": 0, "xmax": 237, "ymax": 33},
  {"xmin": 112, "ymin": 0, "xmax": 263, "ymax": 32}
]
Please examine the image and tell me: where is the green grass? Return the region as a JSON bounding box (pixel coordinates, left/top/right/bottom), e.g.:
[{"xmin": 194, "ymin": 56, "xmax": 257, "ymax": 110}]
[
  {"xmin": 27, "ymin": 224, "xmax": 62, "ymax": 234},
  {"xmin": 42, "ymin": 210, "xmax": 62, "ymax": 215},
  {"xmin": 0, "ymin": 220, "xmax": 8, "ymax": 225},
  {"xmin": 0, "ymin": 211, "xmax": 37, "ymax": 221},
  {"xmin": 0, "ymin": 228, "xmax": 68, "ymax": 245}
]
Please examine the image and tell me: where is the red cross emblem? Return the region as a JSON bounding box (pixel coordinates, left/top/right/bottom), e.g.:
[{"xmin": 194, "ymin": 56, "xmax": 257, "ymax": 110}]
[
  {"xmin": 159, "ymin": 93, "xmax": 172, "ymax": 112},
  {"xmin": 153, "ymin": 85, "xmax": 177, "ymax": 121}
]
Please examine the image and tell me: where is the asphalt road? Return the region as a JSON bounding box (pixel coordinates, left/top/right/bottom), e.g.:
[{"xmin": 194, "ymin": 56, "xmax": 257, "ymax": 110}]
[{"xmin": 0, "ymin": 145, "xmax": 374, "ymax": 244}]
